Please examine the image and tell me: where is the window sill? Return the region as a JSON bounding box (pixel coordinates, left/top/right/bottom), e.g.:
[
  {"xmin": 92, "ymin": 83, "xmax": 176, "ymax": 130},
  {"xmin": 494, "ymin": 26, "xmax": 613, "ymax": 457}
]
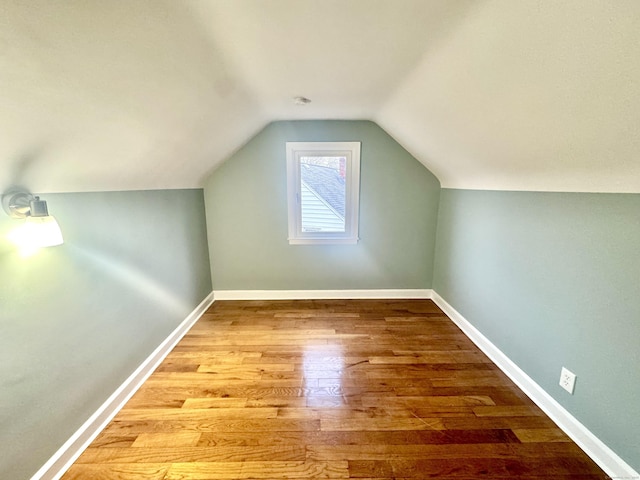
[{"xmin": 288, "ymin": 237, "xmax": 359, "ymax": 245}]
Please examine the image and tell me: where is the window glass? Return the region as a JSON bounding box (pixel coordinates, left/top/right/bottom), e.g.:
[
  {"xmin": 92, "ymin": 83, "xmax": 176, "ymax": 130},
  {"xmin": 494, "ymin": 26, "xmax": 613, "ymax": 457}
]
[{"xmin": 300, "ymin": 156, "xmax": 347, "ymax": 233}]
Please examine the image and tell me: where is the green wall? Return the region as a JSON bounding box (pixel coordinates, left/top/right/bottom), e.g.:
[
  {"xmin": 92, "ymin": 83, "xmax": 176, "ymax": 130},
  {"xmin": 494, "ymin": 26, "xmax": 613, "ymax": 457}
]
[
  {"xmin": 0, "ymin": 189, "xmax": 212, "ymax": 480},
  {"xmin": 204, "ymin": 120, "xmax": 441, "ymax": 290},
  {"xmin": 433, "ymin": 189, "xmax": 640, "ymax": 471}
]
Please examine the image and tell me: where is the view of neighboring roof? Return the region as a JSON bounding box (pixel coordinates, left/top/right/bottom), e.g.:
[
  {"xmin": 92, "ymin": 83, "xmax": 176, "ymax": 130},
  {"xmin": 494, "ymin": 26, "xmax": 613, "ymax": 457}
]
[
  {"xmin": 300, "ymin": 162, "xmax": 346, "ymax": 233},
  {"xmin": 300, "ymin": 163, "xmax": 346, "ymax": 217}
]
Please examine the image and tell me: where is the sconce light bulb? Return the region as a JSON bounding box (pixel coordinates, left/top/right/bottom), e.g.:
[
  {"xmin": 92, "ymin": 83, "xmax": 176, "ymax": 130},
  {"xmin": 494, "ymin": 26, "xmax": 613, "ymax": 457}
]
[
  {"xmin": 3, "ymin": 189, "xmax": 64, "ymax": 254},
  {"xmin": 7, "ymin": 215, "xmax": 64, "ymax": 252}
]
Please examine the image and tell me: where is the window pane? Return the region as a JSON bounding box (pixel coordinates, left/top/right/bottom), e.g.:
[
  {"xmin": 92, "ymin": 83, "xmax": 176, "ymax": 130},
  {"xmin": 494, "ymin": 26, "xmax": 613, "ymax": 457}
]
[{"xmin": 300, "ymin": 156, "xmax": 346, "ymax": 233}]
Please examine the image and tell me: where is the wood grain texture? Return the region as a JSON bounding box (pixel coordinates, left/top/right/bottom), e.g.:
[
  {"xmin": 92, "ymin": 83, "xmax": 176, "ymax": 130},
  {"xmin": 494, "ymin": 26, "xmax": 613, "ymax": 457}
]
[{"xmin": 61, "ymin": 299, "xmax": 608, "ymax": 479}]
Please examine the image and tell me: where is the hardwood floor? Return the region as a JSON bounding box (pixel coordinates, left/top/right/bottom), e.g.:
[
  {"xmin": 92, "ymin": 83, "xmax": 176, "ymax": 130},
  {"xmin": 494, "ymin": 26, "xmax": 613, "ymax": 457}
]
[{"xmin": 62, "ymin": 299, "xmax": 608, "ymax": 479}]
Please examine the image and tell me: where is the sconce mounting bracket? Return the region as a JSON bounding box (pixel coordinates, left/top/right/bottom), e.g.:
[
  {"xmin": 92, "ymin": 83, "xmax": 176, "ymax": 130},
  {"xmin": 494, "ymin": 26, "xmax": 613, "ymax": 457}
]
[{"xmin": 2, "ymin": 190, "xmax": 34, "ymax": 219}]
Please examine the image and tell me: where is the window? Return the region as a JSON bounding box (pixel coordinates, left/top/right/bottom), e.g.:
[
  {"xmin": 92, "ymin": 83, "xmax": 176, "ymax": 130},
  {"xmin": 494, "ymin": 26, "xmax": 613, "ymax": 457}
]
[{"xmin": 286, "ymin": 141, "xmax": 361, "ymax": 245}]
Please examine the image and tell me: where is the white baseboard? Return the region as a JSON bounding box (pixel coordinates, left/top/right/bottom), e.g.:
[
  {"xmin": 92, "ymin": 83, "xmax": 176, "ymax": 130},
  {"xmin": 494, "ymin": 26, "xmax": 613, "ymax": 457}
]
[
  {"xmin": 31, "ymin": 291, "xmax": 215, "ymax": 480},
  {"xmin": 431, "ymin": 291, "xmax": 639, "ymax": 480},
  {"xmin": 213, "ymin": 289, "xmax": 433, "ymax": 300}
]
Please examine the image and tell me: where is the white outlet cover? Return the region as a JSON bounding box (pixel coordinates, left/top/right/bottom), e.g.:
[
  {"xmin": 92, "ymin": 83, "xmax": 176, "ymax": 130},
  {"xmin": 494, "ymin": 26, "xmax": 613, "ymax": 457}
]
[{"xmin": 560, "ymin": 367, "xmax": 577, "ymax": 394}]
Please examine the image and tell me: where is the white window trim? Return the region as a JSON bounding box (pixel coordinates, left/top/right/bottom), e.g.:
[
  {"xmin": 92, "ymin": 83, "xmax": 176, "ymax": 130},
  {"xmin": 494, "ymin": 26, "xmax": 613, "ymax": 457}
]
[{"xmin": 286, "ymin": 141, "xmax": 361, "ymax": 245}]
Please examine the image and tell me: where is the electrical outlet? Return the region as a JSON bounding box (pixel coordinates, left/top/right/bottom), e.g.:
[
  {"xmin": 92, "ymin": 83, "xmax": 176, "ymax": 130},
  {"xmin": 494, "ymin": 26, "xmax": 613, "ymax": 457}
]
[{"xmin": 559, "ymin": 367, "xmax": 576, "ymax": 394}]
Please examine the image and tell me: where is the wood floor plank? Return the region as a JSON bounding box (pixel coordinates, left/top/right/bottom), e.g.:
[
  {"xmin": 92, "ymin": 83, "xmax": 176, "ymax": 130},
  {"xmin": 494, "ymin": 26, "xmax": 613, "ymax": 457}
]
[
  {"xmin": 473, "ymin": 405, "xmax": 546, "ymax": 417},
  {"xmin": 182, "ymin": 398, "xmax": 248, "ymax": 409},
  {"xmin": 164, "ymin": 461, "xmax": 349, "ymax": 479},
  {"xmin": 195, "ymin": 429, "xmax": 520, "ymax": 448},
  {"xmin": 513, "ymin": 428, "xmax": 573, "ymax": 443},
  {"xmin": 77, "ymin": 445, "xmax": 306, "ymax": 463},
  {"xmin": 61, "ymin": 299, "xmax": 608, "ymax": 480},
  {"xmin": 101, "ymin": 418, "xmax": 322, "ymax": 434},
  {"xmin": 114, "ymin": 407, "xmax": 279, "ymax": 421},
  {"xmin": 321, "ymin": 416, "xmax": 445, "ymax": 432},
  {"xmin": 61, "ymin": 463, "xmax": 169, "ymax": 480},
  {"xmin": 307, "ymin": 442, "xmax": 591, "ymax": 461},
  {"xmin": 369, "ymin": 352, "xmax": 491, "ymax": 364},
  {"xmin": 360, "ymin": 394, "xmax": 495, "ymax": 408},
  {"xmin": 196, "ymin": 363, "xmax": 295, "ymax": 374},
  {"xmin": 131, "ymin": 432, "xmax": 202, "ymax": 448},
  {"xmin": 89, "ymin": 433, "xmax": 138, "ymax": 448},
  {"xmin": 389, "ymin": 456, "xmax": 605, "ymax": 477}
]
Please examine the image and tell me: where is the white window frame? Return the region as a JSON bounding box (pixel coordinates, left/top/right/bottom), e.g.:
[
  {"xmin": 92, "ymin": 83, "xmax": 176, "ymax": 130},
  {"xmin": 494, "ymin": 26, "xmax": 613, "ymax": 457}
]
[{"xmin": 286, "ymin": 141, "xmax": 361, "ymax": 245}]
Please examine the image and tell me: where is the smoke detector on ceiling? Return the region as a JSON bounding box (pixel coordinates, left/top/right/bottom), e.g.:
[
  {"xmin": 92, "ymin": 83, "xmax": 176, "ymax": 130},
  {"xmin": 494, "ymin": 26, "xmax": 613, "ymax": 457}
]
[{"xmin": 293, "ymin": 96, "xmax": 311, "ymax": 105}]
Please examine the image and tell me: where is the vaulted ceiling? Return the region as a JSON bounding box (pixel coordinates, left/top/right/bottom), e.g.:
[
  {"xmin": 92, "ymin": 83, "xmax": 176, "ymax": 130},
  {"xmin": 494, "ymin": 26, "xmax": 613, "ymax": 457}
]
[{"xmin": 2, "ymin": 0, "xmax": 639, "ymax": 194}]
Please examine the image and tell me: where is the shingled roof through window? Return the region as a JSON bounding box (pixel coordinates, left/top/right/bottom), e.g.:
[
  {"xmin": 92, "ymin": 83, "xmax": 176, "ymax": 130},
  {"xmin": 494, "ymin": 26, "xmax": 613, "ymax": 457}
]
[{"xmin": 300, "ymin": 163, "xmax": 346, "ymax": 217}]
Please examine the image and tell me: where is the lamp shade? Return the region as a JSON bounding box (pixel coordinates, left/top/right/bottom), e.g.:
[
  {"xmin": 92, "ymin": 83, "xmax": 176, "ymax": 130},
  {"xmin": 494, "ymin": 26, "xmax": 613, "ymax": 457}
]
[
  {"xmin": 3, "ymin": 190, "xmax": 64, "ymax": 253},
  {"xmin": 8, "ymin": 215, "xmax": 64, "ymax": 250},
  {"xmin": 24, "ymin": 215, "xmax": 64, "ymax": 247}
]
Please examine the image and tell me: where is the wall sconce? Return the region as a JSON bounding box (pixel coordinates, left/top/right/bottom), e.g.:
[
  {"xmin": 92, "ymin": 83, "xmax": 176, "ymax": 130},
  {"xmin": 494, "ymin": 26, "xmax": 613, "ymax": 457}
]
[{"xmin": 2, "ymin": 189, "xmax": 64, "ymax": 252}]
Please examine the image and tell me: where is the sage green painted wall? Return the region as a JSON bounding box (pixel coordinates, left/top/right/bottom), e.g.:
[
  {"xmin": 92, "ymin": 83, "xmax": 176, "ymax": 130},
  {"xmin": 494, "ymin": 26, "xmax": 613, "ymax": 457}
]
[
  {"xmin": 0, "ymin": 189, "xmax": 212, "ymax": 480},
  {"xmin": 433, "ymin": 189, "xmax": 640, "ymax": 471},
  {"xmin": 204, "ymin": 120, "xmax": 440, "ymax": 290}
]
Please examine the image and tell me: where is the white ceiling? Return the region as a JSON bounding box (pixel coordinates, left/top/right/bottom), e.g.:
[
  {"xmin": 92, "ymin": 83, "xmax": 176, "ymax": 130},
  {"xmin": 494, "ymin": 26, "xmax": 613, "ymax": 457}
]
[{"xmin": 1, "ymin": 0, "xmax": 639, "ymax": 193}]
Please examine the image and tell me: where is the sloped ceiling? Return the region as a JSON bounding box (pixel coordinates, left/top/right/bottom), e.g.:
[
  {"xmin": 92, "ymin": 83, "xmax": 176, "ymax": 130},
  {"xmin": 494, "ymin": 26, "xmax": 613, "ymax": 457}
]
[{"xmin": 1, "ymin": 0, "xmax": 639, "ymax": 193}]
